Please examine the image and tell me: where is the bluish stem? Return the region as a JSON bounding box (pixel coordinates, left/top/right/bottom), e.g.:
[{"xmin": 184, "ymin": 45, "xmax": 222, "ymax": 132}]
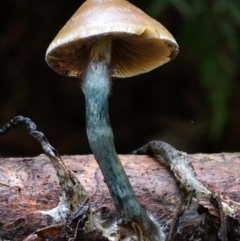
[{"xmin": 82, "ymin": 60, "xmax": 163, "ymax": 240}]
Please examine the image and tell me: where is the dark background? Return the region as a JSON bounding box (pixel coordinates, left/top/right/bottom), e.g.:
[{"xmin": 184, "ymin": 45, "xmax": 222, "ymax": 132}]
[{"xmin": 1, "ymin": 0, "xmax": 240, "ymax": 157}]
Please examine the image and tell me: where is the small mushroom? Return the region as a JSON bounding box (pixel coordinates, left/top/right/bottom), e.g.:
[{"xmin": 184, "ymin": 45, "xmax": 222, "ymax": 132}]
[{"xmin": 46, "ymin": 0, "xmax": 178, "ymax": 240}]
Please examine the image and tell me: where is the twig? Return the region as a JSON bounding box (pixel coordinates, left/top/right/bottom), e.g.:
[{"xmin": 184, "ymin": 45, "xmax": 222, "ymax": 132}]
[
  {"xmin": 133, "ymin": 141, "xmax": 211, "ymax": 199},
  {"xmin": 0, "ymin": 116, "xmax": 90, "ymax": 223},
  {"xmin": 133, "ymin": 140, "xmax": 232, "ymax": 241},
  {"xmin": 0, "ymin": 181, "xmax": 9, "ymax": 187}
]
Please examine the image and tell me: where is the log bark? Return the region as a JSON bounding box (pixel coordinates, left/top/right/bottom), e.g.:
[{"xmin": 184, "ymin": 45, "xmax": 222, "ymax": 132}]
[{"xmin": 0, "ymin": 153, "xmax": 240, "ymax": 241}]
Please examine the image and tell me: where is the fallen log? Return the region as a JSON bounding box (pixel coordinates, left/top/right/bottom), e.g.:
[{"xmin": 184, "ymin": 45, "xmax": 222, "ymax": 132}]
[
  {"xmin": 0, "ymin": 117, "xmax": 239, "ymax": 241},
  {"xmin": 0, "ymin": 152, "xmax": 240, "ymax": 241}
]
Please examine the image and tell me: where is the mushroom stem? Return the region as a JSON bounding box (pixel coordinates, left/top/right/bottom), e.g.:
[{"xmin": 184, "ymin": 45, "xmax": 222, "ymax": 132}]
[{"xmin": 82, "ymin": 37, "xmax": 164, "ymax": 240}]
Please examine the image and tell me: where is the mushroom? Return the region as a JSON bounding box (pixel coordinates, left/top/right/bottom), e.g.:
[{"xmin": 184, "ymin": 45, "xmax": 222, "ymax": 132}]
[{"xmin": 46, "ymin": 0, "xmax": 178, "ymax": 240}]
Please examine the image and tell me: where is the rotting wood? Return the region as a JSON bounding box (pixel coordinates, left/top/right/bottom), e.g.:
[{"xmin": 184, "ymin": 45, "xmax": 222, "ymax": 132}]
[{"xmin": 0, "ymin": 153, "xmax": 240, "ymax": 241}]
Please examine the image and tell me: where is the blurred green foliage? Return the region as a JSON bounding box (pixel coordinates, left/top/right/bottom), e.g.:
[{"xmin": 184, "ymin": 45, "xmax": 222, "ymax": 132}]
[{"xmin": 148, "ymin": 0, "xmax": 240, "ymax": 138}]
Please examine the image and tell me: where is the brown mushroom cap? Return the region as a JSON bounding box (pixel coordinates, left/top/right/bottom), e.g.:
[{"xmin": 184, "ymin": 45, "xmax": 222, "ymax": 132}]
[{"xmin": 46, "ymin": 0, "xmax": 179, "ymax": 78}]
